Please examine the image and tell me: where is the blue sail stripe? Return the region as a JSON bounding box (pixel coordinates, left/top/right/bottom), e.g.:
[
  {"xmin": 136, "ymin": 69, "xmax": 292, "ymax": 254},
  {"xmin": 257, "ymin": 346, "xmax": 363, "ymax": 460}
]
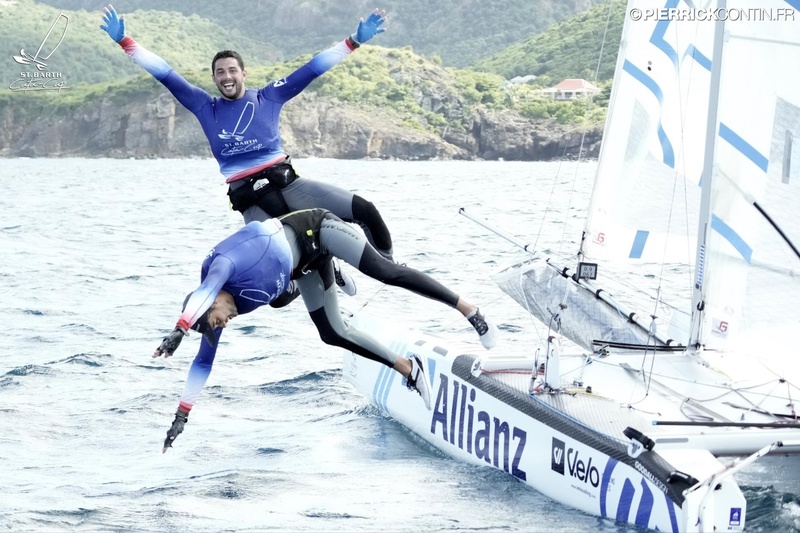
[
  {"xmin": 623, "ymin": 60, "xmax": 675, "ymax": 167},
  {"xmin": 600, "ymin": 458, "xmax": 618, "ymax": 518},
  {"xmin": 683, "ymin": 44, "xmax": 712, "ymax": 71},
  {"xmin": 787, "ymin": 0, "xmax": 800, "ymax": 10},
  {"xmin": 616, "ymin": 478, "xmax": 635, "ymax": 523},
  {"xmin": 649, "ymin": 0, "xmax": 680, "ymax": 67},
  {"xmin": 657, "ymin": 124, "xmax": 676, "ymax": 167},
  {"xmin": 630, "ymin": 230, "xmax": 650, "ymax": 259},
  {"xmin": 711, "ymin": 214, "xmax": 753, "ymax": 263},
  {"xmin": 635, "ymin": 478, "xmax": 654, "ymax": 527},
  {"xmin": 719, "ymin": 123, "xmax": 769, "ymax": 172},
  {"xmin": 623, "ymin": 60, "xmax": 665, "ymax": 102}
]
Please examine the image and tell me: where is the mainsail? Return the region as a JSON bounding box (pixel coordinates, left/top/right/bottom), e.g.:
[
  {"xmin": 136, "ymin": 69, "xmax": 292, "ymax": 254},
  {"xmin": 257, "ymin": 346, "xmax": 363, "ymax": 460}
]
[{"xmin": 691, "ymin": 0, "xmax": 800, "ymax": 370}]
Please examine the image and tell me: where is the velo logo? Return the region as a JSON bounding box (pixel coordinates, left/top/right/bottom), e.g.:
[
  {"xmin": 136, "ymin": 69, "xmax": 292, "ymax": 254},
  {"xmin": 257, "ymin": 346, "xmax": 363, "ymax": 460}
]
[{"xmin": 551, "ymin": 437, "xmax": 565, "ymax": 475}]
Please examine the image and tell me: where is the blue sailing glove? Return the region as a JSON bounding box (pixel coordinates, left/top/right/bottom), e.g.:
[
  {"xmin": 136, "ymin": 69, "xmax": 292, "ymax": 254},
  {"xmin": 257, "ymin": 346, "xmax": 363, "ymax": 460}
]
[
  {"xmin": 100, "ymin": 5, "xmax": 126, "ymax": 43},
  {"xmin": 352, "ymin": 9, "xmax": 386, "ymax": 45}
]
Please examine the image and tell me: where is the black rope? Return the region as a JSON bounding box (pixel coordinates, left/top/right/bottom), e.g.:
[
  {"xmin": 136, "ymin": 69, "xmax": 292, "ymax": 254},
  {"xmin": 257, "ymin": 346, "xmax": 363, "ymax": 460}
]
[{"xmin": 753, "ymin": 201, "xmax": 800, "ymax": 260}]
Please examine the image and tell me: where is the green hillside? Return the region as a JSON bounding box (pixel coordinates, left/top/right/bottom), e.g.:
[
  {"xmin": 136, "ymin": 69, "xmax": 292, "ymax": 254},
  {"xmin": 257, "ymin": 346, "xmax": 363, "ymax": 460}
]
[
  {"xmin": 34, "ymin": 0, "xmax": 604, "ymax": 67},
  {"xmin": 1, "ymin": 40, "xmax": 607, "ymax": 139},
  {"xmin": 3, "ymin": 0, "xmax": 626, "ymax": 88},
  {"xmin": 472, "ymin": 0, "xmax": 626, "ymax": 83}
]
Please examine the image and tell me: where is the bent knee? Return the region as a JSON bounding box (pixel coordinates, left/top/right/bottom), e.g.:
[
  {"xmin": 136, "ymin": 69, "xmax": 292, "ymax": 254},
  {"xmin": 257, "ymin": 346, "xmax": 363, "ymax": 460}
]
[
  {"xmin": 317, "ymin": 327, "xmax": 341, "ymax": 346},
  {"xmin": 310, "ymin": 308, "xmax": 350, "ymax": 347}
]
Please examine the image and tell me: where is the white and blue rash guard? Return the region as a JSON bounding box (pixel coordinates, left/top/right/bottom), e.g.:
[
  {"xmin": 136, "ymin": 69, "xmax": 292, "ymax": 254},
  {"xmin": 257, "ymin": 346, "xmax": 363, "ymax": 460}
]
[
  {"xmin": 175, "ymin": 219, "xmax": 293, "ymax": 412},
  {"xmin": 117, "ymin": 36, "xmax": 357, "ymax": 182}
]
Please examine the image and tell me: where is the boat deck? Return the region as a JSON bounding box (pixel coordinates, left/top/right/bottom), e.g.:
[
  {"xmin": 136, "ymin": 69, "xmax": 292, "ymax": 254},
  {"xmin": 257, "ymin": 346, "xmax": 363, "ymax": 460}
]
[{"xmin": 483, "ymin": 369, "xmax": 668, "ymax": 441}]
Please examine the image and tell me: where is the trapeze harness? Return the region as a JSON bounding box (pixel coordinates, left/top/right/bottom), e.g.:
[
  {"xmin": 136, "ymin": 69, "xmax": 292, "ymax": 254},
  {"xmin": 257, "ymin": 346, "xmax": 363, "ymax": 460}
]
[
  {"xmin": 227, "ymin": 157, "xmax": 299, "ymax": 217},
  {"xmin": 278, "ymin": 208, "xmax": 332, "ymax": 278}
]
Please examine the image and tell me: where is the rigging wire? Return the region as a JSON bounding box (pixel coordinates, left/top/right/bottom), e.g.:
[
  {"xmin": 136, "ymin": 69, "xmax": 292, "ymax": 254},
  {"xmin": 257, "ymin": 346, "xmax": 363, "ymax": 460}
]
[
  {"xmin": 547, "ymin": 0, "xmax": 617, "ymax": 323},
  {"xmin": 596, "ymin": 349, "xmax": 800, "ymax": 420},
  {"xmin": 352, "ymin": 207, "xmax": 550, "ymax": 345},
  {"xmin": 354, "ymin": 210, "xmax": 463, "ymax": 313},
  {"xmin": 536, "ymin": 0, "xmax": 618, "ymax": 265}
]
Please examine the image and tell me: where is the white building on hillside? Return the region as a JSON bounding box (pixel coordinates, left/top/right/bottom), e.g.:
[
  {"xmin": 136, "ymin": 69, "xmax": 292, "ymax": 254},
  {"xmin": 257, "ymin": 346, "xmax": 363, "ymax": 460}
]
[{"xmin": 542, "ymin": 78, "xmax": 601, "ymax": 100}]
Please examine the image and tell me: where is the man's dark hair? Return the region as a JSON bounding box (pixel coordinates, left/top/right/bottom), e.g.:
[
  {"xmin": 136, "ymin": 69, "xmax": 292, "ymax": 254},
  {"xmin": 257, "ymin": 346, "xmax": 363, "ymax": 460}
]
[
  {"xmin": 182, "ymin": 292, "xmax": 218, "ymax": 347},
  {"xmin": 212, "ymin": 50, "xmax": 244, "ymax": 72}
]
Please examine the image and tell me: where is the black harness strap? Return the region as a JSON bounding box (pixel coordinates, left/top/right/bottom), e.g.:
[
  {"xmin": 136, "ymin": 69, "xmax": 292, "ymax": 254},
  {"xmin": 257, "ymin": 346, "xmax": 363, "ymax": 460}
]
[
  {"xmin": 227, "ymin": 160, "xmax": 298, "ymax": 216},
  {"xmin": 279, "ymin": 209, "xmax": 331, "ymax": 279}
]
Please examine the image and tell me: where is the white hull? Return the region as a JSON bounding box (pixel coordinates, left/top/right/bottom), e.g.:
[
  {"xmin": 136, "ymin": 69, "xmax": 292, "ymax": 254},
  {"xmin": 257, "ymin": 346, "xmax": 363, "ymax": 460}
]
[{"xmin": 340, "ymin": 313, "xmax": 800, "ymax": 532}]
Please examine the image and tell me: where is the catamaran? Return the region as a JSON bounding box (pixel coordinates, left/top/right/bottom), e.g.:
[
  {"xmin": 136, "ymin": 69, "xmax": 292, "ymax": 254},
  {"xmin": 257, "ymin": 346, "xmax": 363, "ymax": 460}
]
[{"xmin": 343, "ymin": 0, "xmax": 800, "ymax": 531}]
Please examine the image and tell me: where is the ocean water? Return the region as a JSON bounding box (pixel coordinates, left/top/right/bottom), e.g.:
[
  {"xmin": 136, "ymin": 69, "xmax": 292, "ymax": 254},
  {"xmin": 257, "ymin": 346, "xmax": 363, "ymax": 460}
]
[{"xmin": 1, "ymin": 158, "xmax": 799, "ymax": 532}]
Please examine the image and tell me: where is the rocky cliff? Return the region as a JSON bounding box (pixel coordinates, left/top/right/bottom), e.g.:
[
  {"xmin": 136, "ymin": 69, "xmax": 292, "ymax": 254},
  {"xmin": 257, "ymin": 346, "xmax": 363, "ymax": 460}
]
[{"xmin": 0, "ymin": 90, "xmax": 602, "ymax": 161}]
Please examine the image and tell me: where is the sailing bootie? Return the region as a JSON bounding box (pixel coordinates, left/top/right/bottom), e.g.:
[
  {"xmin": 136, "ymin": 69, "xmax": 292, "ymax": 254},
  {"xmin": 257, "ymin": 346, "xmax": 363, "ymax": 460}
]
[
  {"xmin": 467, "ymin": 308, "xmax": 499, "ymax": 349},
  {"xmin": 405, "ymin": 354, "xmax": 432, "ymax": 410},
  {"xmin": 332, "ymin": 258, "xmax": 357, "ymax": 296}
]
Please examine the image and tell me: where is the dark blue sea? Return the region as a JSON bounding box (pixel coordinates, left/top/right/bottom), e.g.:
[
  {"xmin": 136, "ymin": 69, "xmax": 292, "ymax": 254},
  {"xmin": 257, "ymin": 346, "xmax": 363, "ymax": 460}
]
[{"xmin": 1, "ymin": 158, "xmax": 798, "ymax": 532}]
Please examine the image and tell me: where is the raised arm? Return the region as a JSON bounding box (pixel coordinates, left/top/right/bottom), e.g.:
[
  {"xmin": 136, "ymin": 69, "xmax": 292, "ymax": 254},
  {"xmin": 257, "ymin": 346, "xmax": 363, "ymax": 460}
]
[
  {"xmin": 261, "ymin": 9, "xmax": 387, "ymax": 103},
  {"xmin": 100, "ymin": 4, "xmax": 211, "ymax": 113}
]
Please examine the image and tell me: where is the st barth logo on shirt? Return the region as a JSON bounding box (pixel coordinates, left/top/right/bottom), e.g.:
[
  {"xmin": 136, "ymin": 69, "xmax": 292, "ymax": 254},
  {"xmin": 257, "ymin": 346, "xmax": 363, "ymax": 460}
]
[
  {"xmin": 10, "ymin": 12, "xmax": 70, "ymax": 93},
  {"xmin": 218, "ymin": 101, "xmax": 255, "ymax": 141},
  {"xmin": 219, "ymin": 101, "xmax": 265, "ymax": 156}
]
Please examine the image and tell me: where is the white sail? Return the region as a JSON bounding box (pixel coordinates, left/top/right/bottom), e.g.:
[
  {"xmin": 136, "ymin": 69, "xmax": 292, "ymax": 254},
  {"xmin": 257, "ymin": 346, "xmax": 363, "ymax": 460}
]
[
  {"xmin": 693, "ymin": 0, "xmax": 800, "ymax": 369},
  {"xmin": 497, "ymin": 0, "xmax": 718, "ymax": 348},
  {"xmin": 581, "ymin": 0, "xmax": 715, "ymax": 281}
]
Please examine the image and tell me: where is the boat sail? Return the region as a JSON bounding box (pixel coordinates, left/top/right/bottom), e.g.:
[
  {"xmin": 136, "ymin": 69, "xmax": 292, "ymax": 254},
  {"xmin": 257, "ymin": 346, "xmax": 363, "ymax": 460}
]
[
  {"xmin": 497, "ymin": 0, "xmax": 800, "ymax": 371},
  {"xmin": 688, "ymin": 0, "xmax": 800, "ymax": 367},
  {"xmin": 344, "ymin": 1, "xmax": 800, "ymax": 531}
]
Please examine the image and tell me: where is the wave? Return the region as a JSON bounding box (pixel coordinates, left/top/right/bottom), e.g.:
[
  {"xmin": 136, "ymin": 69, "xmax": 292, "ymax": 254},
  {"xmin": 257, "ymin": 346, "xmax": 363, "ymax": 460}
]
[
  {"xmin": 301, "ymin": 511, "xmax": 368, "ymax": 520},
  {"xmin": 741, "ymin": 485, "xmax": 800, "ymax": 533},
  {"xmin": 255, "ymin": 446, "xmax": 286, "ymax": 455},
  {"xmin": 256, "ymin": 368, "xmax": 340, "ymax": 396},
  {"xmin": 48, "ymin": 353, "xmax": 113, "ymax": 367},
  {"xmin": 4, "ymin": 364, "xmax": 51, "ymax": 377}
]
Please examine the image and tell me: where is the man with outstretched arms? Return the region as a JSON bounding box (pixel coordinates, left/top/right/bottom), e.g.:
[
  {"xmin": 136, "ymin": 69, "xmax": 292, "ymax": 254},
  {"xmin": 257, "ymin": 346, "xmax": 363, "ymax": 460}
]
[
  {"xmin": 100, "ymin": 4, "xmax": 396, "ymax": 262},
  {"xmin": 154, "ymin": 209, "xmax": 500, "ymax": 453}
]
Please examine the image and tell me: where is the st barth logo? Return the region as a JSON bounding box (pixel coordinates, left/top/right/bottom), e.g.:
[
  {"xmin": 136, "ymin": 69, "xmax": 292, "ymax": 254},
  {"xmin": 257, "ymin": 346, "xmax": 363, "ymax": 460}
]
[
  {"xmin": 10, "ymin": 12, "xmax": 70, "ymax": 92},
  {"xmin": 219, "ymin": 101, "xmax": 264, "ymax": 156},
  {"xmin": 218, "ymin": 101, "xmax": 255, "ymax": 141}
]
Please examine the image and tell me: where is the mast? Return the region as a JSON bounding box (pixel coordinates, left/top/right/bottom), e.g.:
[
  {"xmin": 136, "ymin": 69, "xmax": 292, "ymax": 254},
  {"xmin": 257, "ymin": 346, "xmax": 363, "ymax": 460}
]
[{"xmin": 688, "ymin": 0, "xmax": 728, "ymax": 351}]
